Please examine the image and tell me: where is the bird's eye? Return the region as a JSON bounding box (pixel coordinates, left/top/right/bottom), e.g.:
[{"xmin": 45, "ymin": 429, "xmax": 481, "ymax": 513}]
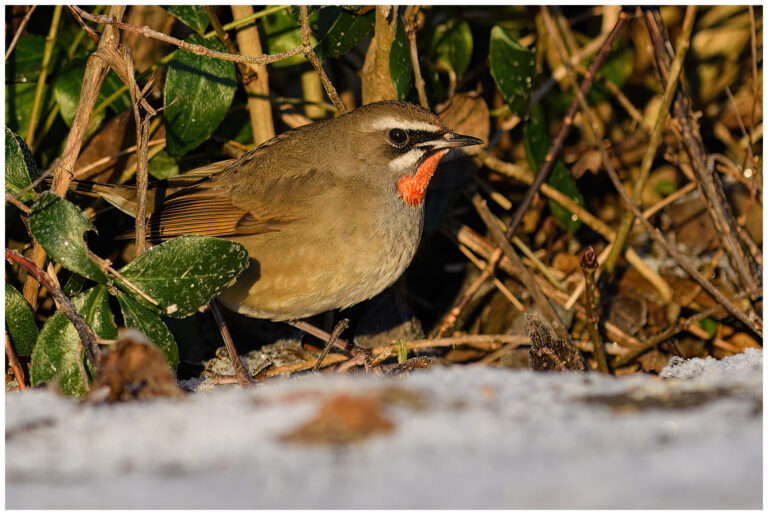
[{"xmin": 388, "ymin": 128, "xmax": 409, "ymax": 146}]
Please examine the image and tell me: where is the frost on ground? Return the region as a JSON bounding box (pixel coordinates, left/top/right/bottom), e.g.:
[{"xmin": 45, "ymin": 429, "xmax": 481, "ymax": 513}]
[{"xmin": 5, "ymin": 348, "xmax": 762, "ymax": 509}]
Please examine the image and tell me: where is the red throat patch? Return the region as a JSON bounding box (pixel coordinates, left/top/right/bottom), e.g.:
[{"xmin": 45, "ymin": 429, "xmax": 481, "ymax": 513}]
[{"xmin": 397, "ymin": 150, "xmax": 449, "ymax": 207}]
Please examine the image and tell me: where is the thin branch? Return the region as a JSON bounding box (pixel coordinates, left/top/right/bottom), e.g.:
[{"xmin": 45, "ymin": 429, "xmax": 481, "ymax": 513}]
[
  {"xmin": 66, "ymin": 4, "xmax": 100, "ymax": 45},
  {"xmin": 5, "ymin": 5, "xmax": 37, "ymax": 60},
  {"xmin": 6, "ymin": 248, "xmax": 100, "ymax": 368},
  {"xmin": 405, "ymin": 6, "xmax": 429, "ymax": 109},
  {"xmin": 24, "ymin": 6, "xmax": 127, "ymax": 309},
  {"xmin": 644, "ymin": 8, "xmax": 762, "ymax": 299},
  {"xmin": 388, "ymin": 356, "xmax": 431, "ymax": 376},
  {"xmin": 288, "ymin": 320, "xmax": 382, "ymax": 375},
  {"xmin": 5, "ymin": 193, "xmax": 31, "ymax": 214},
  {"xmin": 210, "ymin": 300, "xmax": 253, "ymax": 387},
  {"xmin": 547, "ymin": 8, "xmax": 760, "ymax": 336},
  {"xmin": 313, "ymin": 318, "xmax": 349, "ymax": 372},
  {"xmin": 5, "ymin": 330, "xmax": 27, "ymax": 390},
  {"xmin": 71, "ymin": 6, "xmax": 304, "ymax": 66},
  {"xmin": 612, "ymin": 289, "xmax": 760, "ymax": 368},
  {"xmin": 25, "ymin": 5, "xmax": 62, "ymax": 145},
  {"xmin": 602, "ymin": 6, "xmax": 696, "ymax": 275},
  {"xmin": 299, "ymin": 5, "xmax": 346, "ymax": 115},
  {"xmin": 74, "ymin": 138, "xmax": 165, "ymax": 180},
  {"xmin": 580, "ymin": 247, "xmax": 609, "ymax": 374},
  {"xmin": 505, "ymin": 11, "xmax": 631, "ymax": 241},
  {"xmin": 471, "ymin": 193, "xmax": 573, "ymax": 345}
]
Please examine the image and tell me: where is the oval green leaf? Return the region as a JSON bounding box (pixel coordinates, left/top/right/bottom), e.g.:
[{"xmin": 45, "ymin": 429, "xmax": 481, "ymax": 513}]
[
  {"xmin": 389, "ymin": 17, "xmax": 412, "ymax": 100},
  {"xmin": 262, "ymin": 8, "xmax": 309, "ymax": 68},
  {"xmin": 5, "ymin": 126, "xmax": 37, "ymax": 202},
  {"xmin": 30, "ymin": 286, "xmax": 117, "ymax": 397},
  {"xmin": 5, "ymin": 283, "xmax": 38, "ymax": 357},
  {"xmin": 6, "ymin": 34, "xmax": 58, "ymax": 83},
  {"xmin": 523, "ymin": 104, "xmax": 584, "ymax": 233},
  {"xmin": 164, "ymin": 35, "xmax": 237, "ymax": 157},
  {"xmin": 314, "ymin": 9, "xmax": 375, "ymax": 60},
  {"xmin": 430, "ymin": 19, "xmax": 473, "ymax": 79},
  {"xmin": 28, "ymin": 192, "xmax": 108, "ymax": 283},
  {"xmin": 116, "ymin": 235, "xmax": 250, "ymax": 318},
  {"xmin": 489, "ymin": 26, "xmax": 535, "ymax": 116},
  {"xmin": 116, "ymin": 292, "xmax": 179, "ymax": 370},
  {"xmin": 165, "ymin": 5, "xmax": 210, "ymax": 35}
]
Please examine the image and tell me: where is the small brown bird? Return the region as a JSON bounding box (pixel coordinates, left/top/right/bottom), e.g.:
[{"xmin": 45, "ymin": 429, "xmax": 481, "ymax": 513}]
[{"xmin": 83, "ymin": 101, "xmax": 483, "ymax": 321}]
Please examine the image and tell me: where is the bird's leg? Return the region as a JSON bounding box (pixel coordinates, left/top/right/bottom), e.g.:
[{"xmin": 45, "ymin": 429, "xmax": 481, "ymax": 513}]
[
  {"xmin": 209, "ymin": 300, "xmax": 254, "ymax": 387},
  {"xmin": 287, "ymin": 319, "xmax": 383, "ymax": 376}
]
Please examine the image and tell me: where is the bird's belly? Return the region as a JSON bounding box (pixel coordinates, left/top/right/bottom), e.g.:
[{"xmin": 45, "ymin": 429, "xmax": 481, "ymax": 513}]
[{"xmin": 217, "ymin": 209, "xmax": 423, "ymax": 320}]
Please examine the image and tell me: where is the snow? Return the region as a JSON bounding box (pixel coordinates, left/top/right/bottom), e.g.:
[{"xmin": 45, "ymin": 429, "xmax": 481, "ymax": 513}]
[{"xmin": 5, "ymin": 349, "xmax": 762, "ymax": 509}]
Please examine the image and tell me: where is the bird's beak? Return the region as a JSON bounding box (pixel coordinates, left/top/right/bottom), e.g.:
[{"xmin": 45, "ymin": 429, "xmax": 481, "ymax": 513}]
[{"xmin": 435, "ymin": 132, "xmax": 485, "ymax": 149}]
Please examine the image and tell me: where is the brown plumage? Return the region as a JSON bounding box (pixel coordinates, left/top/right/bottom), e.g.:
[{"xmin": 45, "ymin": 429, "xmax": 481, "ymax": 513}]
[{"xmin": 77, "ymin": 101, "xmax": 483, "ymax": 321}]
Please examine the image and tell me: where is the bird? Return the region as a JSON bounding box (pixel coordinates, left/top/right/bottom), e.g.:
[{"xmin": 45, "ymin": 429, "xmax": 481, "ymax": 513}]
[{"xmin": 78, "ymin": 101, "xmax": 483, "ymax": 323}]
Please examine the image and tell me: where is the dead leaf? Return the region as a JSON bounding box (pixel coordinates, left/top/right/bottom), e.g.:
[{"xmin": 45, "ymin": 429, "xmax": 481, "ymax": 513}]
[
  {"xmin": 280, "ymin": 393, "xmax": 395, "ymax": 445},
  {"xmin": 85, "ymin": 329, "xmax": 182, "ymax": 403},
  {"xmin": 437, "ymin": 93, "xmax": 491, "ymax": 144}
]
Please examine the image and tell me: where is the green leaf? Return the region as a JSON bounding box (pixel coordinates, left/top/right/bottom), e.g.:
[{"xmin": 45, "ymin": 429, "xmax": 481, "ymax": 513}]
[
  {"xmin": 148, "ymin": 150, "xmax": 180, "ymax": 180},
  {"xmin": 587, "ymin": 44, "xmax": 633, "ymax": 103},
  {"xmin": 489, "ymin": 26, "xmax": 535, "ymax": 116},
  {"xmin": 430, "ymin": 19, "xmax": 473, "ymax": 79},
  {"xmin": 28, "ymin": 192, "xmax": 108, "ymax": 283},
  {"xmin": 5, "ymin": 126, "xmax": 37, "ymax": 202},
  {"xmin": 5, "ymin": 82, "xmax": 53, "ymax": 134},
  {"xmin": 699, "ymin": 317, "xmax": 718, "ymax": 338},
  {"xmin": 30, "ymin": 286, "xmax": 117, "ymax": 397},
  {"xmin": 314, "ymin": 9, "xmax": 375, "ymax": 59},
  {"xmin": 6, "ymin": 34, "xmax": 58, "ymax": 83},
  {"xmin": 165, "ymin": 5, "xmax": 210, "ymax": 35},
  {"xmin": 5, "ymin": 283, "xmax": 38, "ymax": 357},
  {"xmin": 389, "ymin": 17, "xmax": 413, "ymax": 100},
  {"xmin": 62, "ymin": 273, "xmax": 87, "ymax": 297},
  {"xmin": 54, "ymin": 59, "xmax": 130, "ymax": 130},
  {"xmin": 262, "ymin": 7, "xmax": 309, "ymax": 68},
  {"xmin": 523, "ymin": 104, "xmax": 584, "ymax": 233},
  {"xmin": 164, "ymin": 35, "xmax": 237, "ymax": 157},
  {"xmin": 116, "ymin": 235, "xmax": 250, "ymax": 318},
  {"xmin": 116, "ymin": 292, "xmax": 179, "ymax": 370}
]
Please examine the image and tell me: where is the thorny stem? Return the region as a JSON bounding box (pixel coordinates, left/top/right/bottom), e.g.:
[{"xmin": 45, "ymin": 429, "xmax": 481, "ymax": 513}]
[{"xmin": 580, "ymin": 247, "xmax": 609, "ymax": 374}]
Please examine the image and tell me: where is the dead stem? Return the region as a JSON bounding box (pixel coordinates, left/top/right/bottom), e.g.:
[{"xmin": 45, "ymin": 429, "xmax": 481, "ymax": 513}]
[
  {"xmin": 210, "ymin": 300, "xmax": 253, "ymax": 387},
  {"xmin": 24, "ymin": 6, "xmax": 126, "ymax": 309},
  {"xmin": 5, "ymin": 6, "xmax": 37, "ymax": 60},
  {"xmin": 5, "ymin": 330, "xmax": 27, "ymax": 390},
  {"xmin": 313, "ymin": 318, "xmax": 349, "ymax": 372},
  {"xmin": 580, "ymin": 247, "xmax": 609, "ymax": 374},
  {"xmin": 299, "ymin": 6, "xmax": 346, "ymax": 115},
  {"xmin": 6, "ymin": 248, "xmax": 101, "ymax": 369}
]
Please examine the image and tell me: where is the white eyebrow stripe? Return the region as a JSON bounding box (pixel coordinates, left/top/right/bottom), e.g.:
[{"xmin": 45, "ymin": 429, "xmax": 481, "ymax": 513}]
[
  {"xmin": 388, "ymin": 148, "xmax": 426, "ymax": 171},
  {"xmin": 368, "ymin": 117, "xmax": 443, "ymax": 133}
]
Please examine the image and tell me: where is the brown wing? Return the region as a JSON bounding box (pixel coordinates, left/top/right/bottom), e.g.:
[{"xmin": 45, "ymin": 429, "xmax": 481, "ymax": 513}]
[{"xmin": 141, "ymin": 188, "xmax": 299, "ymax": 241}]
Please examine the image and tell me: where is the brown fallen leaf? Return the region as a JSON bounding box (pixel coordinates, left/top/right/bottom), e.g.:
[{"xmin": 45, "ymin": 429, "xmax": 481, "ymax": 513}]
[
  {"xmin": 280, "ymin": 393, "xmax": 395, "ymax": 445},
  {"xmin": 85, "ymin": 329, "xmax": 183, "ymax": 403}
]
